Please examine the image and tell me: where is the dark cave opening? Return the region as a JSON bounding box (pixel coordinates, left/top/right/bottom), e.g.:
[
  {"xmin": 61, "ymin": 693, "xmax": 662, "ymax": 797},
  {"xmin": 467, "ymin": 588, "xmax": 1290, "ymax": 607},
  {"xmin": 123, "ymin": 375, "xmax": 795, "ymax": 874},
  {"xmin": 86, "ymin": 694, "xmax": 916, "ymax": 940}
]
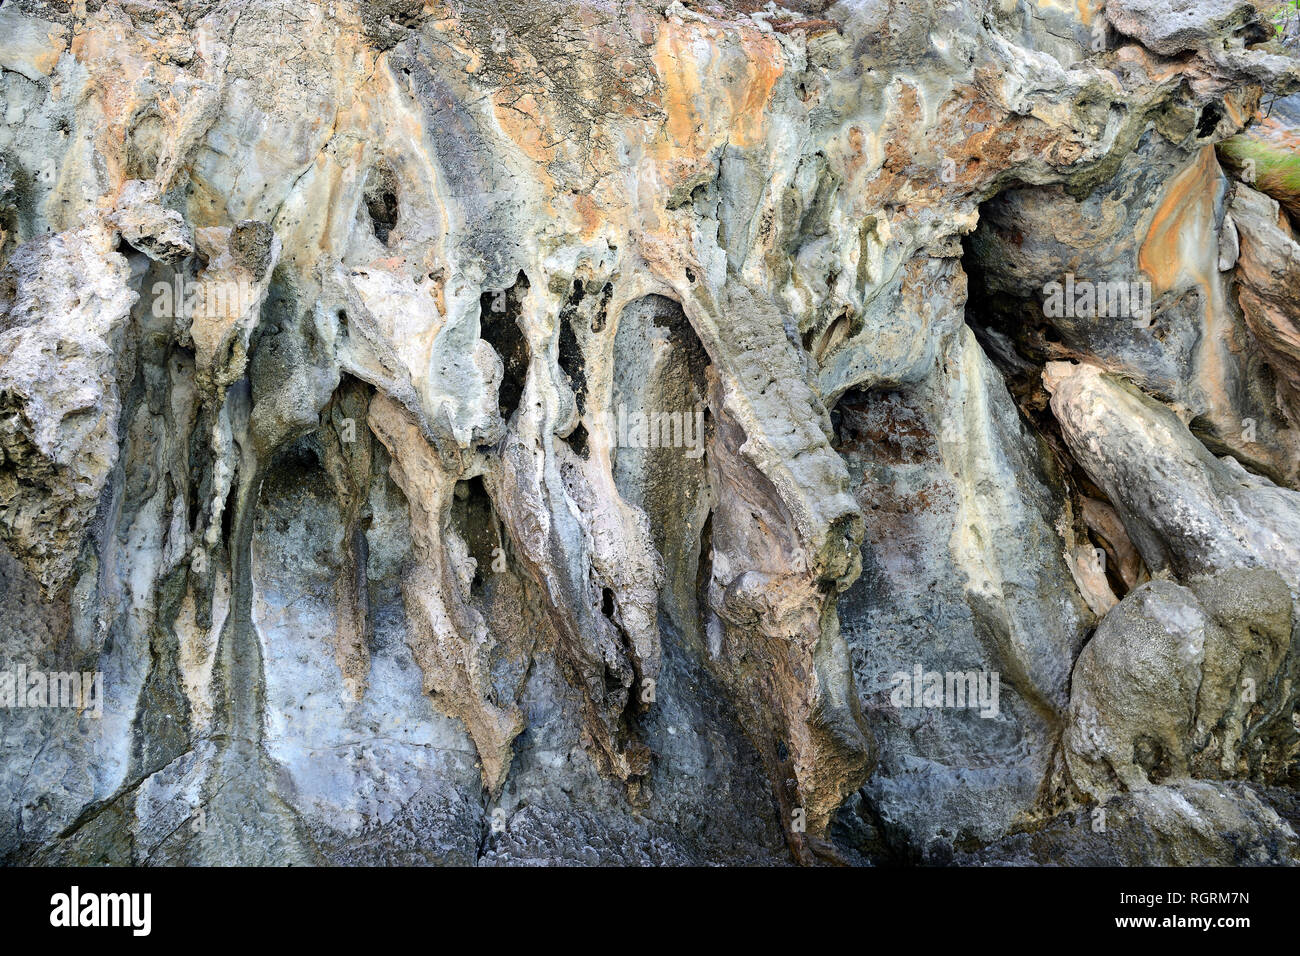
[
  {"xmin": 451, "ymin": 474, "xmax": 502, "ymax": 596},
  {"xmin": 1196, "ymin": 101, "xmax": 1224, "ymax": 138},
  {"xmin": 961, "ymin": 194, "xmax": 1144, "ymax": 602},
  {"xmin": 478, "ymin": 272, "xmax": 531, "ymax": 425},
  {"xmin": 562, "ymin": 421, "xmax": 589, "ymax": 459},
  {"xmin": 557, "ymin": 289, "xmax": 588, "ymax": 414}
]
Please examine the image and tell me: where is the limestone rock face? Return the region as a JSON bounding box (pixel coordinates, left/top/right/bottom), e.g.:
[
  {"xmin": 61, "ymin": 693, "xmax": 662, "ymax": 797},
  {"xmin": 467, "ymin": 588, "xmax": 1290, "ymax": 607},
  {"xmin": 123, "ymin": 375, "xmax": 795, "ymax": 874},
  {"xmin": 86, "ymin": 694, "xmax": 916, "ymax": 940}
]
[
  {"xmin": 1231, "ymin": 183, "xmax": 1300, "ymax": 421},
  {"xmin": 0, "ymin": 220, "xmax": 136, "ymax": 594},
  {"xmin": 1105, "ymin": 0, "xmax": 1272, "ymax": 57},
  {"xmin": 1, "ymin": 0, "xmax": 1299, "ymax": 865},
  {"xmin": 1065, "ymin": 572, "xmax": 1293, "ymax": 800}
]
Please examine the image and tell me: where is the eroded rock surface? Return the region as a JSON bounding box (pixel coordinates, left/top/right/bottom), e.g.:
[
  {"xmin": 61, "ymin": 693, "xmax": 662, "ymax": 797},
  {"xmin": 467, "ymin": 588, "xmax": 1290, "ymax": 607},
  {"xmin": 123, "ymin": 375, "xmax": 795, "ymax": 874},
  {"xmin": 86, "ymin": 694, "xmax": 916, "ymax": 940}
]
[{"xmin": 2, "ymin": 0, "xmax": 1299, "ymax": 865}]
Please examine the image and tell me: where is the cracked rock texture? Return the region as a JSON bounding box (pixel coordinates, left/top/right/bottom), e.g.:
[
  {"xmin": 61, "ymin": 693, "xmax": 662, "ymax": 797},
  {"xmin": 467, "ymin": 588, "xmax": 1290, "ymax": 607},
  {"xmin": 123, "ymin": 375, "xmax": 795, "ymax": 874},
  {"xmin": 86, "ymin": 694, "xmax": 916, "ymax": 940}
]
[{"xmin": 2, "ymin": 0, "xmax": 1300, "ymax": 865}]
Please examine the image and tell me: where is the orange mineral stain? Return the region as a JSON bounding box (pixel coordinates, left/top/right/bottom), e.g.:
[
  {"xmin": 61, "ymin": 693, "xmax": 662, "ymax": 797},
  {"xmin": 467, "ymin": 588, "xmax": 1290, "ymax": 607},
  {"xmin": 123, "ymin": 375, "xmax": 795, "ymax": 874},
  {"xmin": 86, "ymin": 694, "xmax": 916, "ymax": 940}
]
[
  {"xmin": 1138, "ymin": 145, "xmax": 1220, "ymax": 297},
  {"xmin": 654, "ymin": 21, "xmax": 707, "ymax": 154}
]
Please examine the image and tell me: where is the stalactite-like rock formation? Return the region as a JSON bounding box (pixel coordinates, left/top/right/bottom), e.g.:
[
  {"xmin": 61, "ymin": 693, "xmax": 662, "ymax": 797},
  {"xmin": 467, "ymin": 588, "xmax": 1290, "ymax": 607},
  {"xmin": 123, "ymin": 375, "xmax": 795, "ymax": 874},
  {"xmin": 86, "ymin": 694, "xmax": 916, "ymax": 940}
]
[{"xmin": 2, "ymin": 0, "xmax": 1300, "ymax": 865}]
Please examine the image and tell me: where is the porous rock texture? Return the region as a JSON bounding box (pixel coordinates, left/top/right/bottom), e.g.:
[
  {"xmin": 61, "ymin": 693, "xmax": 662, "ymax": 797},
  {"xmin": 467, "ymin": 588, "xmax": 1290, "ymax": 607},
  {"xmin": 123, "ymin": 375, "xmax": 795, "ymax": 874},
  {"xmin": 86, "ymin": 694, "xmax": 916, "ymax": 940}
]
[{"xmin": 1, "ymin": 0, "xmax": 1300, "ymax": 866}]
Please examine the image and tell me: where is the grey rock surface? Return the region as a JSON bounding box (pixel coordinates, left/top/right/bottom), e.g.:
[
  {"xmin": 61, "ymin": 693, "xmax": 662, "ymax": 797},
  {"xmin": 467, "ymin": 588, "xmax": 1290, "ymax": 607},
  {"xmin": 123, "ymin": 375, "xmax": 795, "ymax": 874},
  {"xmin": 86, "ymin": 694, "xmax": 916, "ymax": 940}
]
[{"xmin": 0, "ymin": 0, "xmax": 1298, "ymax": 866}]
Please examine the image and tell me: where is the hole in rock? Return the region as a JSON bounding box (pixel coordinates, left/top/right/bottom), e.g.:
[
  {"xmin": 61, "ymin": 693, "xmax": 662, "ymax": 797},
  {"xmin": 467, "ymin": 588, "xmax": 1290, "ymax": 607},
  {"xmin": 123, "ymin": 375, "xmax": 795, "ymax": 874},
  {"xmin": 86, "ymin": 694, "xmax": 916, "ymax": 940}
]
[
  {"xmin": 603, "ymin": 664, "xmax": 623, "ymax": 694},
  {"xmin": 562, "ymin": 421, "xmax": 589, "ymax": 459},
  {"xmin": 591, "ymin": 282, "xmax": 613, "ymax": 333},
  {"xmin": 1134, "ymin": 735, "xmax": 1172, "ymax": 784},
  {"xmin": 557, "ymin": 290, "xmax": 587, "ymax": 413},
  {"xmin": 450, "ymin": 475, "xmax": 500, "ymax": 596},
  {"xmin": 220, "ymin": 470, "xmax": 239, "ymax": 545},
  {"xmin": 478, "ymin": 272, "xmax": 531, "ymax": 424},
  {"xmin": 1196, "ymin": 102, "xmax": 1223, "ymax": 138},
  {"xmin": 362, "ymin": 163, "xmax": 400, "ymax": 245},
  {"xmin": 695, "ymin": 509, "xmax": 714, "ymax": 611}
]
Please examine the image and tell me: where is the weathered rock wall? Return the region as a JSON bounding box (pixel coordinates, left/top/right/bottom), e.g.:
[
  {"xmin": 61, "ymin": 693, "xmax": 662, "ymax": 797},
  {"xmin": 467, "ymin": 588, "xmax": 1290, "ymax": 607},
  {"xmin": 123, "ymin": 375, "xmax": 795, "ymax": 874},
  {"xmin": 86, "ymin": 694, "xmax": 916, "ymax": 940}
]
[{"xmin": 1, "ymin": 0, "xmax": 1298, "ymax": 865}]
